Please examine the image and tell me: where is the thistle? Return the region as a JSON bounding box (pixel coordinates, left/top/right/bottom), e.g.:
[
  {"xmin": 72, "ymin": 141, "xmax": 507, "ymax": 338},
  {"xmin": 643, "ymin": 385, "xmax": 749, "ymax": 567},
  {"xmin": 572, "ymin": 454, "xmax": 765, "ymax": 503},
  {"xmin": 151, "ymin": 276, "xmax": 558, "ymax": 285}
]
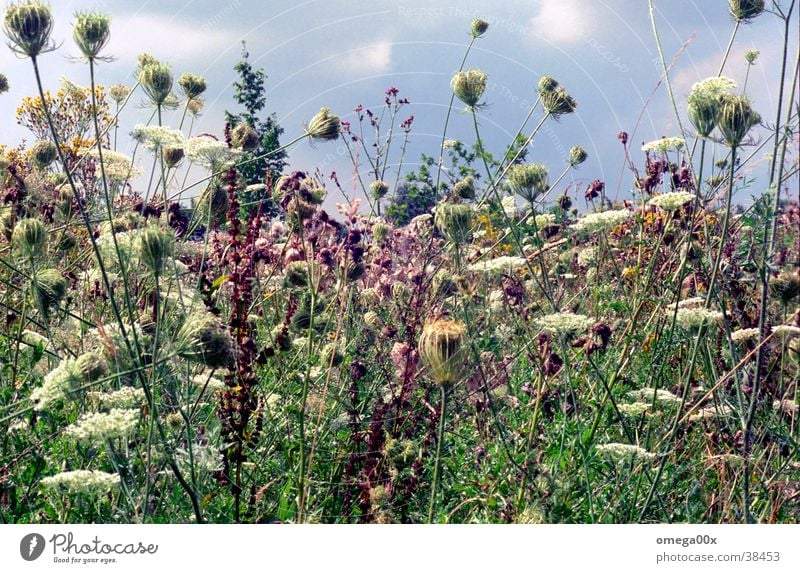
[
  {"xmin": 434, "ymin": 202, "xmax": 473, "ymax": 246},
  {"xmin": 718, "ymin": 94, "xmax": 760, "ymax": 147},
  {"xmin": 29, "ymin": 139, "xmax": 57, "ymax": 168},
  {"xmin": 177, "ymin": 72, "xmax": 207, "ymax": 100},
  {"xmin": 176, "ymin": 312, "xmax": 236, "ymax": 368},
  {"xmin": 231, "ymin": 123, "xmax": 259, "ymax": 151},
  {"xmin": 507, "ymin": 163, "xmax": 549, "ymax": 203},
  {"xmin": 470, "ymin": 18, "xmax": 489, "ymax": 38},
  {"xmin": 418, "ymin": 318, "xmax": 467, "ymax": 386},
  {"xmin": 451, "ymin": 69, "xmax": 487, "ymax": 108},
  {"xmin": 135, "ymin": 226, "xmax": 174, "ymax": 275},
  {"xmin": 73, "ymin": 12, "xmax": 111, "ymax": 59},
  {"xmin": 4, "ymin": 1, "xmax": 54, "ymax": 57},
  {"xmin": 139, "ymin": 61, "xmax": 173, "ymax": 106},
  {"xmin": 306, "ymin": 107, "xmax": 341, "ymax": 141},
  {"xmin": 12, "ymin": 217, "xmax": 46, "ymax": 258}
]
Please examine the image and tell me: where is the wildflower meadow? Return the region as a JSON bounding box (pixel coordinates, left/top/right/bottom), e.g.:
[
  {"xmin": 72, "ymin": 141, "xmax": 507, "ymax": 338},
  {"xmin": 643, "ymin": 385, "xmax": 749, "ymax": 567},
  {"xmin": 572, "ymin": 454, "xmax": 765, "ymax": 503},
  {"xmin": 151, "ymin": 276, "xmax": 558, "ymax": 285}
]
[{"xmin": 0, "ymin": 0, "xmax": 798, "ymax": 527}]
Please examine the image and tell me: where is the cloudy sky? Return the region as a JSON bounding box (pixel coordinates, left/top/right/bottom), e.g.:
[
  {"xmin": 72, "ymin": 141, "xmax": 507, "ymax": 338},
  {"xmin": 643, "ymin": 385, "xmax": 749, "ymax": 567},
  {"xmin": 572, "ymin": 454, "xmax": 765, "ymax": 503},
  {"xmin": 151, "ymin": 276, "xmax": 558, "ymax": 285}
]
[{"xmin": 1, "ymin": 0, "xmax": 795, "ymax": 207}]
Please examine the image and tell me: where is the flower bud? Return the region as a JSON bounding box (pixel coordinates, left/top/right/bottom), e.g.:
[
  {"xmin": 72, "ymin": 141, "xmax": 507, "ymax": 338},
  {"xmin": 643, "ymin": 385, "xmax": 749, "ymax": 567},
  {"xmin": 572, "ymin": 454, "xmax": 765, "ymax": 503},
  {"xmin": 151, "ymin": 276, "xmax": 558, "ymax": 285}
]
[
  {"xmin": 541, "ymin": 86, "xmax": 577, "ymax": 116},
  {"xmin": 136, "ymin": 226, "xmax": 174, "ymax": 275},
  {"xmin": 108, "ymin": 83, "xmax": 130, "ymax": 105},
  {"xmin": 196, "ymin": 181, "xmax": 229, "ymax": 223},
  {"xmin": 4, "ymin": 1, "xmax": 54, "ymax": 57},
  {"xmin": 434, "ymin": 202, "xmax": 473, "ymax": 246},
  {"xmin": 370, "ymin": 179, "xmax": 390, "ymax": 200},
  {"xmin": 139, "ymin": 61, "xmax": 173, "ymax": 106},
  {"xmin": 507, "ymin": 163, "xmax": 548, "ymax": 203},
  {"xmin": 568, "ymin": 145, "xmax": 587, "ymax": 167},
  {"xmin": 729, "ymin": 0, "xmax": 765, "ymax": 21},
  {"xmin": 163, "ymin": 145, "xmax": 184, "ymax": 168},
  {"xmin": 451, "ymin": 69, "xmax": 487, "ymax": 108},
  {"xmin": 177, "ymin": 72, "xmax": 207, "ymax": 100},
  {"xmin": 306, "ymin": 107, "xmax": 341, "ymax": 141},
  {"xmin": 744, "ymin": 50, "xmax": 760, "ymax": 65},
  {"xmin": 13, "ymin": 217, "xmax": 46, "ymax": 258},
  {"xmin": 418, "ymin": 318, "xmax": 466, "ymax": 386},
  {"xmin": 718, "ymin": 94, "xmax": 760, "ymax": 147},
  {"xmin": 453, "ymin": 175, "xmax": 476, "ymax": 200},
  {"xmin": 73, "ymin": 12, "xmax": 110, "ymax": 59},
  {"xmin": 537, "ymin": 76, "xmax": 559, "ymax": 94},
  {"xmin": 32, "ymin": 268, "xmax": 66, "ymax": 318}
]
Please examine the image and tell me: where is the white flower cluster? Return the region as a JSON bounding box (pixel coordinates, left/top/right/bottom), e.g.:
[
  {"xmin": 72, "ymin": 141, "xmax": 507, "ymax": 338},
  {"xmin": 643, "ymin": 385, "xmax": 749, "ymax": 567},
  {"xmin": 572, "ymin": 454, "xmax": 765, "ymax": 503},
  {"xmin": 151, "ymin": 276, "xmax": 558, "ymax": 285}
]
[
  {"xmin": 176, "ymin": 443, "xmax": 223, "ymax": 473},
  {"xmin": 65, "ymin": 408, "xmax": 140, "ymax": 444},
  {"xmin": 642, "ymin": 137, "xmax": 685, "ymax": 154},
  {"xmin": 87, "ymin": 386, "xmax": 146, "ymax": 409},
  {"xmin": 41, "ymin": 470, "xmax": 120, "ymax": 496},
  {"xmin": 534, "ymin": 312, "xmax": 593, "ymax": 335},
  {"xmin": 184, "ymin": 136, "xmax": 240, "ymax": 170},
  {"xmin": 689, "ymin": 76, "xmax": 737, "ymax": 102},
  {"xmin": 618, "ymin": 402, "xmax": 650, "ymax": 417},
  {"xmin": 30, "ymin": 357, "xmax": 80, "ymax": 411},
  {"xmin": 96, "ymin": 230, "xmax": 137, "ymax": 271},
  {"xmin": 501, "ymin": 196, "xmax": 519, "ymax": 218},
  {"xmin": 22, "ymin": 329, "xmax": 48, "ymax": 347},
  {"xmin": 87, "ymin": 149, "xmax": 142, "ymax": 182},
  {"xmin": 467, "ymin": 255, "xmax": 527, "ymax": 275},
  {"xmin": 533, "ymin": 213, "xmax": 556, "ymax": 228},
  {"xmin": 577, "ymin": 246, "xmax": 598, "ymax": 267},
  {"xmin": 673, "ymin": 306, "xmax": 723, "ymax": 330},
  {"xmin": 773, "ymin": 325, "xmax": 800, "ymax": 339},
  {"xmin": 648, "ymin": 191, "xmax": 695, "ymax": 211},
  {"xmin": 626, "ymin": 388, "xmax": 682, "ymax": 405},
  {"xmin": 191, "ymin": 372, "xmax": 226, "ymax": 392},
  {"xmin": 571, "ymin": 209, "xmax": 631, "ymax": 233},
  {"xmin": 130, "ymin": 124, "xmax": 184, "ymax": 152},
  {"xmin": 596, "ymin": 443, "xmax": 656, "ymax": 462},
  {"xmin": 731, "ymin": 327, "xmax": 760, "ymax": 343},
  {"xmin": 688, "ymin": 403, "xmax": 734, "ymax": 423}
]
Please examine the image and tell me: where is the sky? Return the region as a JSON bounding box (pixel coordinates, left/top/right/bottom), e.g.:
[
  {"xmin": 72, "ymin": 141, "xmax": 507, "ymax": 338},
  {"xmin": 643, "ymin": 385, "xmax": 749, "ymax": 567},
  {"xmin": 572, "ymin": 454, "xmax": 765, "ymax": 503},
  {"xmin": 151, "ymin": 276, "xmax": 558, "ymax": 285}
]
[{"xmin": 1, "ymin": 0, "xmax": 796, "ymax": 209}]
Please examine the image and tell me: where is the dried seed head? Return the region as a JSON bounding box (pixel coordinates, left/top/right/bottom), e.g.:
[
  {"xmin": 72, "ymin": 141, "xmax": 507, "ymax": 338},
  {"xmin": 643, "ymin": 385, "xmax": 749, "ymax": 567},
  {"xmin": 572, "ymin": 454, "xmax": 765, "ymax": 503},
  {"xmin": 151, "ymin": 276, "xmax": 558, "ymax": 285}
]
[
  {"xmin": 0, "ymin": 73, "xmax": 9, "ymax": 94},
  {"xmin": 541, "ymin": 86, "xmax": 577, "ymax": 116},
  {"xmin": 162, "ymin": 145, "xmax": 184, "ymax": 168},
  {"xmin": 73, "ymin": 11, "xmax": 110, "ymax": 59},
  {"xmin": 29, "ymin": 139, "xmax": 57, "ymax": 168},
  {"xmin": 4, "ymin": 1, "xmax": 54, "ymax": 57},
  {"xmin": 306, "ymin": 107, "xmax": 341, "ymax": 141},
  {"xmin": 729, "ymin": 0, "xmax": 765, "ymax": 21},
  {"xmin": 450, "ymin": 69, "xmax": 487, "ymax": 108},
  {"xmin": 718, "ymin": 94, "xmax": 760, "ymax": 147},
  {"xmin": 176, "ymin": 312, "xmax": 236, "ymax": 368},
  {"xmin": 32, "ymin": 268, "xmax": 66, "ymax": 318},
  {"xmin": 470, "ymin": 18, "xmax": 489, "ymax": 38},
  {"xmin": 231, "ymin": 123, "xmax": 260, "ymax": 151},
  {"xmin": 139, "ymin": 61, "xmax": 173, "ymax": 106},
  {"xmin": 369, "ymin": 179, "xmax": 390, "ymax": 200},
  {"xmin": 770, "ymin": 271, "xmax": 799, "ymax": 305},
  {"xmin": 453, "ymin": 176, "xmax": 476, "ymax": 200},
  {"xmin": 419, "ymin": 318, "xmax": 466, "ymax": 386},
  {"xmin": 12, "ymin": 217, "xmax": 46, "ymax": 257},
  {"xmin": 177, "ymin": 72, "xmax": 207, "ymax": 100},
  {"xmin": 196, "ymin": 181, "xmax": 229, "ymax": 223}
]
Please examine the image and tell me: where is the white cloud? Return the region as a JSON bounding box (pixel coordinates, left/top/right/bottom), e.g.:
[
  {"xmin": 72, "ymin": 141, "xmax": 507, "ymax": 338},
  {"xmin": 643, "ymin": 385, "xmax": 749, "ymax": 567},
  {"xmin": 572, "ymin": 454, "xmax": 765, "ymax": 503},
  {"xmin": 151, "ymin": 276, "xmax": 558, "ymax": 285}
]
[
  {"xmin": 107, "ymin": 14, "xmax": 238, "ymax": 64},
  {"xmin": 528, "ymin": 0, "xmax": 589, "ymax": 44},
  {"xmin": 334, "ymin": 40, "xmax": 393, "ymax": 75}
]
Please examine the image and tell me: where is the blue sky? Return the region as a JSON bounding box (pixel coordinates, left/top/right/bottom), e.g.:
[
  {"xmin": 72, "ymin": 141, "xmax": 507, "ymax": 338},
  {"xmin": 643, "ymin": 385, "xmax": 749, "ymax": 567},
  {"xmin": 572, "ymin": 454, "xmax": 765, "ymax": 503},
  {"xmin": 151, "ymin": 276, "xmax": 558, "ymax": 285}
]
[{"xmin": 1, "ymin": 1, "xmax": 795, "ymax": 207}]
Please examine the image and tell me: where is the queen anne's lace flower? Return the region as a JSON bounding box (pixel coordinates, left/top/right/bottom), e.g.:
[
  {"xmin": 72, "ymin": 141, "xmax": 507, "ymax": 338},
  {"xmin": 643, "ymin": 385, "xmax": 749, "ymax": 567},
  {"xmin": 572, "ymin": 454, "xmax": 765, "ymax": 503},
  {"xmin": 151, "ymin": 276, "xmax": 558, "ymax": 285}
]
[
  {"xmin": 88, "ymin": 149, "xmax": 142, "ymax": 182},
  {"xmin": 642, "ymin": 136, "xmax": 685, "ymax": 154},
  {"xmin": 130, "ymin": 124, "xmax": 184, "ymax": 152},
  {"xmin": 673, "ymin": 306, "xmax": 723, "ymax": 329},
  {"xmin": 596, "ymin": 443, "xmax": 656, "ymax": 462},
  {"xmin": 731, "ymin": 327, "xmax": 760, "ymax": 343},
  {"xmin": 87, "ymin": 387, "xmax": 146, "ymax": 409},
  {"xmin": 467, "ymin": 255, "xmax": 527, "ymax": 274},
  {"xmin": 30, "ymin": 357, "xmax": 81, "ymax": 411},
  {"xmin": 41, "ymin": 470, "xmax": 120, "ymax": 496},
  {"xmin": 772, "ymin": 325, "xmax": 800, "ymax": 339},
  {"xmin": 626, "ymin": 388, "xmax": 682, "ymax": 405},
  {"xmin": 571, "ymin": 209, "xmax": 631, "ymax": 233},
  {"xmin": 534, "ymin": 312, "xmax": 593, "ymax": 335},
  {"xmin": 618, "ymin": 402, "xmax": 650, "ymax": 417},
  {"xmin": 184, "ymin": 136, "xmax": 240, "ymax": 170},
  {"xmin": 65, "ymin": 408, "xmax": 140, "ymax": 443},
  {"xmin": 648, "ymin": 191, "xmax": 695, "ymax": 211}
]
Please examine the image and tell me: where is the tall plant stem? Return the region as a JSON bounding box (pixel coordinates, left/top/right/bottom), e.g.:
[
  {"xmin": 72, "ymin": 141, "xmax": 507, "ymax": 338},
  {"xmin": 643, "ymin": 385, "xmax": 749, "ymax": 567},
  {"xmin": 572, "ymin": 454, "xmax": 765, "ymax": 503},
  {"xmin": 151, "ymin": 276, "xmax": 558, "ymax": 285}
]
[{"xmin": 428, "ymin": 384, "xmax": 448, "ymax": 523}]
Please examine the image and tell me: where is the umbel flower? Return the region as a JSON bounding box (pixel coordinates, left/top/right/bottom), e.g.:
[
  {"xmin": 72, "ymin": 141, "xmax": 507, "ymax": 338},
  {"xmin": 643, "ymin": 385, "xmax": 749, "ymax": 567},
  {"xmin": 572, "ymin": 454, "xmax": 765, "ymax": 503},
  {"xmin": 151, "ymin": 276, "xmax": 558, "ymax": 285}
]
[
  {"xmin": 451, "ymin": 69, "xmax": 487, "ymax": 108},
  {"xmin": 718, "ymin": 94, "xmax": 761, "ymax": 147},
  {"xmin": 108, "ymin": 83, "xmax": 130, "ymax": 104},
  {"xmin": 641, "ymin": 137, "xmax": 685, "ymax": 154},
  {"xmin": 419, "ymin": 318, "xmax": 467, "ymax": 386},
  {"xmin": 177, "ymin": 72, "xmax": 207, "ymax": 100},
  {"xmin": 534, "ymin": 312, "xmax": 593, "ymax": 336},
  {"xmin": 537, "ymin": 76, "xmax": 577, "ymax": 116},
  {"xmin": 139, "ymin": 60, "xmax": 173, "ymax": 106},
  {"xmin": 65, "ymin": 408, "xmax": 140, "ymax": 444},
  {"xmin": 507, "ymin": 163, "xmax": 548, "ymax": 203},
  {"xmin": 184, "ymin": 135, "xmax": 239, "ymax": 170},
  {"xmin": 41, "ymin": 470, "xmax": 120, "ymax": 496},
  {"xmin": 687, "ymin": 76, "xmax": 736, "ymax": 137},
  {"xmin": 568, "ymin": 145, "xmax": 588, "ymax": 167},
  {"xmin": 453, "ymin": 175, "xmax": 475, "ymax": 200},
  {"xmin": 648, "ymin": 191, "xmax": 695, "ymax": 211},
  {"xmin": 434, "ymin": 202, "xmax": 474, "ymax": 245},
  {"xmin": 571, "ymin": 208, "xmax": 631, "ymax": 233},
  {"xmin": 306, "ymin": 107, "xmax": 341, "ymax": 141},
  {"xmin": 176, "ymin": 312, "xmax": 236, "ymax": 368},
  {"xmin": 3, "ymin": 1, "xmax": 54, "ymax": 57},
  {"xmin": 72, "ymin": 11, "xmax": 111, "ymax": 59},
  {"xmin": 131, "ymin": 124, "xmax": 184, "ymax": 152}
]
